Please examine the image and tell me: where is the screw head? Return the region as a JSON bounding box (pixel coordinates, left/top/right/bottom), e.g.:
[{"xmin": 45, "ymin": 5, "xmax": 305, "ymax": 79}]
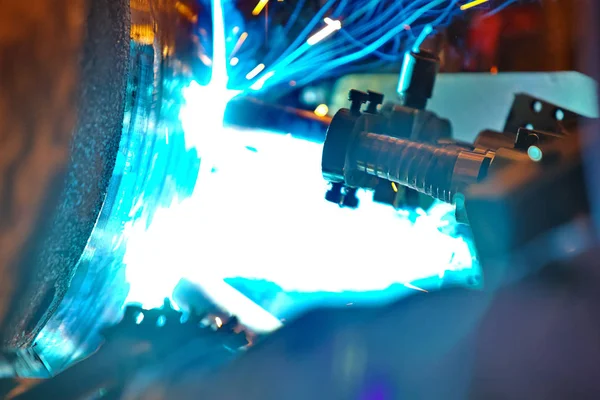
[
  {"xmin": 341, "ymin": 187, "xmax": 359, "ymax": 208},
  {"xmin": 367, "ymin": 90, "xmax": 384, "ymax": 105},
  {"xmin": 325, "ymin": 182, "xmax": 344, "ymax": 204},
  {"xmin": 348, "ymin": 89, "xmax": 369, "ymax": 104}
]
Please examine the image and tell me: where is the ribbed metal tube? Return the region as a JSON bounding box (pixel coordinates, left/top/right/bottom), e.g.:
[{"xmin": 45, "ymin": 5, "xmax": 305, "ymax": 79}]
[{"xmin": 349, "ymin": 132, "xmax": 463, "ymax": 203}]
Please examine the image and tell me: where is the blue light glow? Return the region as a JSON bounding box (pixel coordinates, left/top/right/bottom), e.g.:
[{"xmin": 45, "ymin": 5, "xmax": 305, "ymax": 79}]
[
  {"xmin": 33, "ymin": 0, "xmax": 500, "ymax": 370},
  {"xmin": 412, "ymin": 24, "xmax": 433, "ymax": 53},
  {"xmin": 528, "ymin": 145, "xmax": 543, "ymax": 162},
  {"xmin": 119, "ymin": 0, "xmax": 480, "ymax": 332},
  {"xmin": 229, "ymin": 0, "xmax": 465, "ymax": 90},
  {"xmin": 123, "ymin": 93, "xmax": 478, "ymax": 329}
]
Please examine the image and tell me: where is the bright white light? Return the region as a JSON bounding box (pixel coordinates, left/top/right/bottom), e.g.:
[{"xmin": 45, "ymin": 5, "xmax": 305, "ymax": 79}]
[
  {"xmin": 307, "ymin": 17, "xmax": 342, "ymax": 46},
  {"xmin": 123, "ymin": 123, "xmax": 475, "ymax": 304},
  {"xmin": 171, "ymin": 129, "xmax": 474, "ymax": 293},
  {"xmin": 123, "ymin": 0, "xmax": 280, "ymax": 333},
  {"xmin": 246, "ymin": 63, "xmax": 265, "ymax": 80},
  {"xmin": 250, "ymin": 70, "xmax": 275, "ymax": 90},
  {"xmin": 122, "ymin": 0, "xmax": 476, "ymax": 334},
  {"xmin": 314, "ymin": 104, "xmax": 329, "ymax": 117}
]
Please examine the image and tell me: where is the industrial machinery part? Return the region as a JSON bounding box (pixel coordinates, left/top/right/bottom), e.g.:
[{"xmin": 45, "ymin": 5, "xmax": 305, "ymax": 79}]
[
  {"xmin": 503, "ymin": 93, "xmax": 591, "ymax": 134},
  {"xmin": 320, "ymin": 73, "xmax": 591, "ymax": 286},
  {"xmin": 322, "ymin": 85, "xmax": 585, "ymax": 211},
  {"xmin": 25, "ymin": 0, "xmax": 203, "ymax": 377},
  {"xmin": 322, "ymin": 59, "xmax": 591, "ymax": 208},
  {"xmin": 322, "ymin": 89, "xmax": 452, "ymax": 208},
  {"xmin": 321, "ymin": 42, "xmax": 590, "ymax": 213},
  {"xmin": 370, "ymin": 49, "xmax": 442, "ymax": 210},
  {"xmin": 8, "ymin": 299, "xmax": 248, "ymax": 400},
  {"xmin": 397, "ymin": 50, "xmax": 440, "ymax": 110},
  {"xmin": 0, "ymin": 0, "xmax": 213, "ymax": 375},
  {"xmin": 0, "ymin": 0, "xmax": 130, "ymax": 350},
  {"xmin": 319, "ymin": 43, "xmax": 595, "ymax": 291},
  {"xmin": 0, "ymin": 0, "xmax": 359, "ymax": 377},
  {"xmin": 323, "ymin": 49, "xmax": 454, "ymax": 210}
]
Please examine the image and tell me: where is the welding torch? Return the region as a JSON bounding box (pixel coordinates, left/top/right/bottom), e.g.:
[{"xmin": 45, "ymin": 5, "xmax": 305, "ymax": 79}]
[
  {"xmin": 319, "ymin": 48, "xmax": 593, "ymax": 286},
  {"xmin": 321, "ymin": 49, "xmax": 578, "ymax": 215}
]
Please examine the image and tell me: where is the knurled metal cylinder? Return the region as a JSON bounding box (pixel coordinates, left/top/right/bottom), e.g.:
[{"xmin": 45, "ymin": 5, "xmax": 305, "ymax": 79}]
[{"xmin": 347, "ymin": 132, "xmax": 465, "ymax": 203}]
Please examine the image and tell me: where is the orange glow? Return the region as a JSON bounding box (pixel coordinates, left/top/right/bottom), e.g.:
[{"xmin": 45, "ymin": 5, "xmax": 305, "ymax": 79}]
[
  {"xmin": 252, "ymin": 0, "xmax": 269, "ymax": 16},
  {"xmin": 460, "ymin": 0, "xmax": 490, "ymax": 11},
  {"xmin": 230, "ymin": 32, "xmax": 248, "ymax": 58},
  {"xmin": 490, "ymin": 66, "xmax": 498, "ymax": 74},
  {"xmin": 314, "ymin": 104, "xmax": 329, "ymax": 117},
  {"xmin": 199, "ymin": 54, "xmax": 212, "ymax": 66},
  {"xmin": 175, "ymin": 1, "xmax": 198, "ymax": 23},
  {"xmin": 131, "ymin": 24, "xmax": 155, "ymax": 45}
]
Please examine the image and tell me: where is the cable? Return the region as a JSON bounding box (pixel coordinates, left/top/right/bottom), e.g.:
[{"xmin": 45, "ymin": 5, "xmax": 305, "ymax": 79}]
[{"xmin": 282, "ymin": 0, "xmax": 308, "ymax": 35}]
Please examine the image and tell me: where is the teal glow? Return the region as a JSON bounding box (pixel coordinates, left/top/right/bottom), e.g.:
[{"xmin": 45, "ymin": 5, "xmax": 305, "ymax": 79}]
[
  {"xmin": 398, "ymin": 52, "xmax": 414, "ymax": 95},
  {"xmin": 528, "ymin": 145, "xmax": 543, "ymax": 162},
  {"xmin": 411, "ymin": 24, "xmax": 433, "ymax": 53}
]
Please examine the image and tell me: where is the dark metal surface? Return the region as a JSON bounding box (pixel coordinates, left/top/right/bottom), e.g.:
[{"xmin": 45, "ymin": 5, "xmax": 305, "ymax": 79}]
[
  {"xmin": 321, "ymin": 86, "xmax": 453, "ymax": 210},
  {"xmin": 0, "ymin": 0, "xmax": 129, "ymax": 350},
  {"xmin": 143, "ymin": 238, "xmax": 600, "ymax": 399},
  {"xmin": 11, "ymin": 300, "xmax": 248, "ymax": 400},
  {"xmin": 466, "ymin": 136, "xmax": 589, "ymax": 281},
  {"xmin": 397, "ymin": 50, "xmax": 440, "ymax": 110},
  {"xmin": 32, "ymin": 0, "xmax": 207, "ymax": 376},
  {"xmin": 322, "ymin": 108, "xmax": 358, "ymax": 184},
  {"xmin": 348, "ymin": 133, "xmax": 466, "ymax": 203},
  {"xmin": 0, "ymin": 0, "xmax": 130, "ymax": 351},
  {"xmin": 0, "ymin": 0, "xmax": 86, "ymax": 346},
  {"xmin": 503, "ymin": 93, "xmax": 585, "ymax": 134}
]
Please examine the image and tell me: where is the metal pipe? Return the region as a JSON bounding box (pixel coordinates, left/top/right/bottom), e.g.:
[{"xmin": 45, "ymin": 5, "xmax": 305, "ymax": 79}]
[{"xmin": 347, "ymin": 132, "xmax": 490, "ymax": 203}]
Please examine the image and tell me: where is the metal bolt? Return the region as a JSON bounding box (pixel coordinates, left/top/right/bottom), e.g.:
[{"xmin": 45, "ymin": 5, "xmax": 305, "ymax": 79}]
[
  {"xmin": 325, "ymin": 182, "xmax": 344, "ymax": 205},
  {"xmin": 348, "ymin": 89, "xmax": 369, "ymax": 114},
  {"xmin": 366, "ymin": 90, "xmax": 384, "ymax": 114},
  {"xmin": 341, "ymin": 187, "xmax": 359, "ymax": 208}
]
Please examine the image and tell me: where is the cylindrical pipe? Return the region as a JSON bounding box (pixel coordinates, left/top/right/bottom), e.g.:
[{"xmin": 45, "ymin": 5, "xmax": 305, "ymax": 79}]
[
  {"xmin": 347, "ymin": 132, "xmax": 491, "ymax": 203},
  {"xmin": 348, "ymin": 132, "xmax": 461, "ymax": 202}
]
